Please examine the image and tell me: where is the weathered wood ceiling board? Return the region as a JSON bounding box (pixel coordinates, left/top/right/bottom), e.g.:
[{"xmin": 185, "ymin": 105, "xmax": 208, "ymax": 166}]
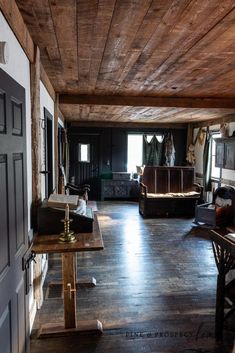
[
  {"xmin": 16, "ymin": 0, "xmax": 235, "ymax": 124},
  {"xmin": 60, "ymin": 104, "xmax": 235, "ymax": 123}
]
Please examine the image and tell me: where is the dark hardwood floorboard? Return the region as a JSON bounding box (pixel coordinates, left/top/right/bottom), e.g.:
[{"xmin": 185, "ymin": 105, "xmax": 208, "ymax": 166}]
[{"xmin": 31, "ymin": 201, "xmax": 235, "ymax": 353}]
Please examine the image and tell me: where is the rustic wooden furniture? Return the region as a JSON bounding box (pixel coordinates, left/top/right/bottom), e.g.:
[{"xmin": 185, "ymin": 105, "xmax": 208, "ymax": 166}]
[
  {"xmin": 139, "ymin": 166, "xmax": 202, "ymax": 217},
  {"xmin": 101, "ymin": 179, "xmax": 139, "ymax": 200},
  {"xmin": 59, "ymin": 164, "xmax": 90, "ymax": 202},
  {"xmin": 209, "ymin": 228, "xmax": 235, "ymax": 341},
  {"xmin": 65, "ymin": 182, "xmax": 90, "ymax": 203},
  {"xmin": 32, "ymin": 214, "xmax": 104, "ymax": 337},
  {"xmin": 215, "ymin": 137, "xmax": 235, "ymax": 170},
  {"xmin": 37, "ymin": 200, "xmax": 94, "ymax": 234},
  {"xmin": 195, "ymin": 186, "xmax": 235, "ymax": 227}
]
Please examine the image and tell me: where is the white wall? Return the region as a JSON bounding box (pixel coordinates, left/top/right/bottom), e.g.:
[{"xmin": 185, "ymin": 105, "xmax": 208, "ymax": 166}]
[
  {"xmin": 0, "ymin": 11, "xmax": 32, "ymax": 231},
  {"xmin": 0, "ymin": 11, "xmax": 37, "ymax": 331},
  {"xmin": 221, "ymin": 122, "xmax": 235, "ymax": 181},
  {"xmin": 40, "ymin": 81, "xmax": 55, "ymax": 199},
  {"xmin": 0, "ymin": 12, "xmax": 58, "ymax": 331},
  {"xmin": 35, "ymin": 82, "xmax": 55, "ymax": 314},
  {"xmin": 194, "ymin": 121, "xmax": 235, "ymax": 182}
]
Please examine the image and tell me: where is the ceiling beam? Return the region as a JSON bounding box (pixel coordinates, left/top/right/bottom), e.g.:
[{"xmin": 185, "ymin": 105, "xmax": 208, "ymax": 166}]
[
  {"xmin": 59, "ymin": 94, "xmax": 235, "ymax": 109},
  {"xmin": 40, "ymin": 64, "xmax": 56, "ymax": 101},
  {"xmin": 69, "ymin": 121, "xmax": 187, "ymax": 129}
]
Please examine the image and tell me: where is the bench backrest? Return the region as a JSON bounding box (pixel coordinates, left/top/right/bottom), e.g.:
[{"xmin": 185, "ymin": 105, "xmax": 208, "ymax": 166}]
[{"xmin": 142, "ymin": 166, "xmax": 195, "ymax": 194}]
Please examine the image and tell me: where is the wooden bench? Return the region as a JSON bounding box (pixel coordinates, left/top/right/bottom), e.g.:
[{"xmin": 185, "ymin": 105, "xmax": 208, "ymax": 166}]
[{"xmin": 139, "ymin": 166, "xmax": 202, "ymax": 217}]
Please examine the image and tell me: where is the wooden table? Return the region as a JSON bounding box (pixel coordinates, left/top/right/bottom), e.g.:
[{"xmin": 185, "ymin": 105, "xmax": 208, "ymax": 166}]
[
  {"xmin": 32, "ymin": 214, "xmax": 104, "ymax": 337},
  {"xmin": 209, "ymin": 228, "xmax": 235, "ymax": 341}
]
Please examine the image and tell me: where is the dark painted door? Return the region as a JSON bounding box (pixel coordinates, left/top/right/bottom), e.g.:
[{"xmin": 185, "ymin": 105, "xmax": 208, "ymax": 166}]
[
  {"xmin": 0, "ymin": 69, "xmax": 29, "ymax": 353},
  {"xmin": 70, "ymin": 134, "xmax": 100, "ymax": 200}
]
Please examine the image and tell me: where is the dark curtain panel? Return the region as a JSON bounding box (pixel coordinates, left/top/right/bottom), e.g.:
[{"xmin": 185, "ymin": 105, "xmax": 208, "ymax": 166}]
[
  {"xmin": 143, "ymin": 135, "xmax": 163, "ymax": 165},
  {"xmin": 164, "ymin": 132, "xmax": 176, "ymax": 166},
  {"xmin": 203, "ymin": 132, "xmax": 212, "ymax": 192}
]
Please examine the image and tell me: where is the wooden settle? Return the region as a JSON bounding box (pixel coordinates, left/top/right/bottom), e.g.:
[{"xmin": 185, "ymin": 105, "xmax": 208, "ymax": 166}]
[{"xmin": 139, "ymin": 166, "xmax": 202, "ymax": 217}]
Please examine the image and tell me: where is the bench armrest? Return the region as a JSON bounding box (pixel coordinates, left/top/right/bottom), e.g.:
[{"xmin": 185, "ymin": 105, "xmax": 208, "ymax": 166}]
[
  {"xmin": 193, "ymin": 183, "xmax": 204, "ymax": 202},
  {"xmin": 139, "ymin": 182, "xmax": 148, "ymax": 198},
  {"xmin": 66, "ymin": 183, "xmax": 90, "ymax": 191},
  {"xmin": 193, "ymin": 182, "xmax": 202, "ymax": 192}
]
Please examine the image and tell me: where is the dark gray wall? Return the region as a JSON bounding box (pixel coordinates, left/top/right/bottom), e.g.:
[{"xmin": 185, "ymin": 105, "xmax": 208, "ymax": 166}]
[{"xmin": 68, "ymin": 126, "xmax": 187, "ymax": 178}]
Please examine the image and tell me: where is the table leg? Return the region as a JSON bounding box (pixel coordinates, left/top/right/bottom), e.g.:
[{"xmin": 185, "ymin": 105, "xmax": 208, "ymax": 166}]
[
  {"xmin": 38, "ymin": 252, "xmax": 103, "ymax": 338},
  {"xmin": 62, "ymin": 253, "xmax": 76, "ymax": 329}
]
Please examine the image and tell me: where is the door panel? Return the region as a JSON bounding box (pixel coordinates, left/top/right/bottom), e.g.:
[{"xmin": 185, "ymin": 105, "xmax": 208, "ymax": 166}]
[
  {"xmin": 0, "ymin": 305, "xmax": 11, "ymax": 353},
  {"xmin": 0, "ymin": 155, "xmax": 9, "ymax": 275},
  {"xmin": 0, "ymin": 91, "xmax": 6, "ymax": 133},
  {"xmin": 16, "ymin": 278, "xmax": 26, "ymax": 353},
  {"xmin": 12, "ymin": 99, "xmax": 23, "ymax": 136},
  {"xmin": 0, "ymin": 69, "xmax": 28, "ymax": 353},
  {"xmin": 13, "ymin": 153, "xmax": 25, "ymax": 251}
]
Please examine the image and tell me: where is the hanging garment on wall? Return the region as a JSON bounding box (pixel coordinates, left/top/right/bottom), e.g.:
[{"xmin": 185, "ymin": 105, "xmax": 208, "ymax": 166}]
[
  {"xmin": 143, "ymin": 134, "xmax": 163, "ymax": 165},
  {"xmin": 186, "ymin": 143, "xmax": 196, "ymax": 165},
  {"xmin": 164, "ymin": 132, "xmax": 175, "ymax": 166}
]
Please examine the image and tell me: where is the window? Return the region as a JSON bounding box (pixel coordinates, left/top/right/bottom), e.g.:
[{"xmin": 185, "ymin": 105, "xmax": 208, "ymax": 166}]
[
  {"xmin": 127, "ymin": 133, "xmax": 164, "ymax": 174},
  {"xmin": 127, "ymin": 134, "xmax": 143, "ymax": 174},
  {"xmin": 78, "ymin": 143, "xmax": 90, "ymax": 162},
  {"xmin": 211, "ymin": 132, "xmax": 221, "ymax": 179}
]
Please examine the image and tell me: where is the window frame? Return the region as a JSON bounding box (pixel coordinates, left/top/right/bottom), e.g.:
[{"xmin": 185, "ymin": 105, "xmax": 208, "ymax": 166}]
[{"xmin": 210, "ymin": 132, "xmax": 222, "ymax": 181}]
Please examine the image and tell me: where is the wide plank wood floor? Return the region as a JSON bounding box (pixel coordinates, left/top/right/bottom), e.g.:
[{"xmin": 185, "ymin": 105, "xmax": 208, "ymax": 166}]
[{"xmin": 31, "ymin": 201, "xmax": 235, "ymax": 353}]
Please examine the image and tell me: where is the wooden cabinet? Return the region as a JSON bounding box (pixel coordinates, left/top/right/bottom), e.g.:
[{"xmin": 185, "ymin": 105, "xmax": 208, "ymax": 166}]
[
  {"xmin": 101, "ymin": 179, "xmax": 139, "ymax": 200},
  {"xmin": 224, "ymin": 139, "xmax": 235, "ymax": 170},
  {"xmin": 215, "ymin": 140, "xmax": 224, "ymax": 167},
  {"xmin": 215, "ymin": 137, "xmax": 235, "ymax": 170}
]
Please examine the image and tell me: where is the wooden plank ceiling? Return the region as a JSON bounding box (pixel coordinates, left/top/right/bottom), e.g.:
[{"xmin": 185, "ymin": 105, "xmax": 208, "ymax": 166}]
[{"xmin": 16, "ymin": 0, "xmax": 235, "ymax": 124}]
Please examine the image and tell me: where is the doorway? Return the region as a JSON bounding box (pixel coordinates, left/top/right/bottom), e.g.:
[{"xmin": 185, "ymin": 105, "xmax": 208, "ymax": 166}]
[
  {"xmin": 69, "ymin": 134, "xmax": 100, "ymax": 200},
  {"xmin": 43, "ymin": 108, "xmax": 53, "ymax": 198}
]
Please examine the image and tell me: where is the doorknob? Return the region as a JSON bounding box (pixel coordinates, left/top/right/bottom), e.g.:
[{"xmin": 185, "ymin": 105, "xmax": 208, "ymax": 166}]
[{"xmin": 22, "ymin": 248, "xmax": 36, "ymax": 295}]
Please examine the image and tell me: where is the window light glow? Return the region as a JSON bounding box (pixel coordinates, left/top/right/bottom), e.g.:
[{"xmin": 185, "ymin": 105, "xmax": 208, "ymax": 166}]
[
  {"xmin": 127, "ymin": 134, "xmax": 143, "ymax": 174},
  {"xmin": 127, "ymin": 134, "xmax": 163, "ymax": 174},
  {"xmin": 78, "ymin": 143, "xmax": 90, "ymax": 162},
  {"xmin": 211, "ymin": 133, "xmax": 221, "ymax": 179}
]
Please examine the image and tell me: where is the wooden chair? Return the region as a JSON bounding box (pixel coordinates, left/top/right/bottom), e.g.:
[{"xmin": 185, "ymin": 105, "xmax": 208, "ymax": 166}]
[
  {"xmin": 210, "ymin": 229, "xmax": 235, "ymax": 341},
  {"xmin": 65, "ymin": 182, "xmax": 90, "ymax": 203},
  {"xmin": 59, "ymin": 164, "xmax": 90, "ymax": 202}
]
